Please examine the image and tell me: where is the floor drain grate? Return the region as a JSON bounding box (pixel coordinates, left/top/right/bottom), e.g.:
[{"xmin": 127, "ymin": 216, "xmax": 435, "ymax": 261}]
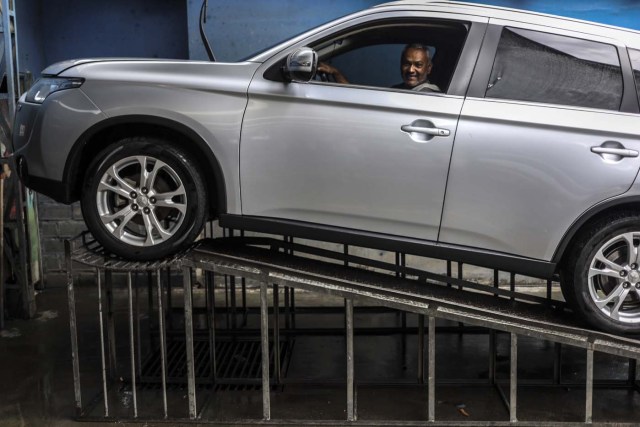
[{"xmin": 139, "ymin": 337, "xmax": 292, "ymax": 390}]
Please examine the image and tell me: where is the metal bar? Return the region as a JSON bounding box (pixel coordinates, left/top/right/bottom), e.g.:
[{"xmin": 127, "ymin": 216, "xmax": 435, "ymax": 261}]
[
  {"xmin": 510, "ymin": 333, "xmax": 517, "ymax": 423},
  {"xmin": 96, "ymin": 268, "xmax": 109, "ymax": 417},
  {"xmin": 346, "ymin": 298, "xmax": 356, "ymax": 422},
  {"xmin": 127, "ymin": 273, "xmax": 138, "ymax": 418},
  {"xmin": 586, "ymin": 349, "xmax": 594, "ymax": 424},
  {"xmin": 554, "ymin": 343, "xmax": 562, "ymax": 385},
  {"xmin": 628, "ymin": 358, "xmax": 637, "ymax": 387},
  {"xmin": 446, "ymin": 260, "xmax": 452, "ymax": 287},
  {"xmin": 207, "ymin": 270, "xmax": 217, "ymax": 383},
  {"xmin": 428, "ymin": 316, "xmax": 435, "ymax": 423},
  {"xmin": 273, "ymin": 284, "xmax": 281, "ymax": 384},
  {"xmin": 183, "ymin": 267, "xmax": 197, "ymax": 419},
  {"xmin": 2, "ymin": 0, "xmax": 17, "ymax": 118},
  {"xmin": 260, "ymin": 278, "xmax": 271, "ymax": 420},
  {"xmin": 0, "ymin": 176, "xmax": 4, "ymax": 330},
  {"xmin": 166, "ymin": 267, "xmax": 173, "ymax": 330},
  {"xmin": 489, "ymin": 330, "xmax": 496, "ymax": 385},
  {"xmin": 105, "ymin": 270, "xmax": 117, "ymax": 380},
  {"xmin": 546, "ymin": 279, "xmax": 553, "ymax": 302},
  {"xmin": 135, "ymin": 273, "xmax": 142, "ymax": 375},
  {"xmin": 156, "ymin": 270, "xmax": 169, "ymax": 419},
  {"xmin": 65, "ymin": 240, "xmax": 82, "ymax": 416},
  {"xmin": 510, "ymin": 273, "xmax": 516, "ymax": 301},
  {"xmin": 418, "ymin": 315, "xmax": 425, "ymax": 384}
]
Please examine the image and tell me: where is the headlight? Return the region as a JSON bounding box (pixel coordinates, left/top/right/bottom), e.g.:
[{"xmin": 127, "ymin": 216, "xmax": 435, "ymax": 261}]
[{"xmin": 25, "ymin": 77, "xmax": 84, "ymax": 104}]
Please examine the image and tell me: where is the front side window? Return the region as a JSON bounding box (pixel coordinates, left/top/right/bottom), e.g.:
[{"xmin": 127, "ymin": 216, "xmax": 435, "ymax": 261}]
[
  {"xmin": 486, "ymin": 27, "xmax": 623, "ymax": 111},
  {"xmin": 630, "ymin": 48, "xmax": 640, "ymax": 107},
  {"xmin": 313, "ymin": 22, "xmax": 468, "ymax": 94}
]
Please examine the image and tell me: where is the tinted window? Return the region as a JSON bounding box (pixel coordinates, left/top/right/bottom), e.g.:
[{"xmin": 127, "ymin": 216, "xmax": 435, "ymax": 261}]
[
  {"xmin": 630, "ymin": 49, "xmax": 640, "ymax": 107},
  {"xmin": 486, "ymin": 27, "xmax": 623, "ymax": 111}
]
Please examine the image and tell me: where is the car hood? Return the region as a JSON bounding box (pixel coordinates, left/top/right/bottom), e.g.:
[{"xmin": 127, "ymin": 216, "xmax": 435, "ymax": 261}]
[{"xmin": 42, "ymin": 58, "xmax": 180, "ymax": 76}]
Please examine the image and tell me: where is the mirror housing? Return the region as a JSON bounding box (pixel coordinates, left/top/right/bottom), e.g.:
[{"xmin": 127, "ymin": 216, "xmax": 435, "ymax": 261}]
[{"xmin": 283, "ymin": 47, "xmax": 318, "ymax": 83}]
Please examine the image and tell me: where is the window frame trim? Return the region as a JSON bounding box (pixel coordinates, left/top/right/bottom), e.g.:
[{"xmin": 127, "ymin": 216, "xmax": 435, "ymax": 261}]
[{"xmin": 256, "ymin": 11, "xmax": 489, "ymax": 98}]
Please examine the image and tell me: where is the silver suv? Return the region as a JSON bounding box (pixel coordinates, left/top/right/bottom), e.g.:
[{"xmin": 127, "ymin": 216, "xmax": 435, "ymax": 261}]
[{"xmin": 12, "ymin": 1, "xmax": 640, "ymax": 334}]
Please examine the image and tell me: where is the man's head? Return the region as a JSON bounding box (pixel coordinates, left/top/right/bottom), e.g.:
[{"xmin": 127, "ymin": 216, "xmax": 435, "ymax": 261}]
[{"xmin": 400, "ymin": 43, "xmax": 433, "ymax": 88}]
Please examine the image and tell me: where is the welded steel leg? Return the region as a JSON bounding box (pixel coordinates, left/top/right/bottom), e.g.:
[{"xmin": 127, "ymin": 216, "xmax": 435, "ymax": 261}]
[
  {"xmin": 135, "ymin": 274, "xmax": 142, "ymax": 374},
  {"xmin": 260, "ymin": 279, "xmax": 271, "ymax": 420},
  {"xmin": 510, "ymin": 333, "xmax": 518, "ymax": 423},
  {"xmin": 65, "ymin": 240, "xmax": 82, "ymax": 416},
  {"xmin": 446, "ymin": 261, "xmax": 452, "ymax": 287},
  {"xmin": 156, "ymin": 270, "xmax": 169, "ymax": 419},
  {"xmin": 273, "ymin": 284, "xmax": 281, "ymax": 384},
  {"xmin": 510, "ymin": 273, "xmax": 516, "ymax": 301},
  {"xmin": 346, "ymin": 298, "xmax": 356, "ymax": 422},
  {"xmin": 418, "ymin": 315, "xmax": 425, "ymax": 384},
  {"xmin": 207, "ymin": 270, "xmax": 217, "ymax": 384},
  {"xmin": 554, "ymin": 343, "xmax": 563, "ymax": 385},
  {"xmin": 428, "ymin": 316, "xmax": 435, "ymax": 422},
  {"xmin": 105, "ymin": 270, "xmax": 117, "ymax": 380},
  {"xmin": 126, "ymin": 273, "xmax": 138, "ymax": 418},
  {"xmin": 627, "ymin": 358, "xmax": 637, "ymax": 388},
  {"xmin": 183, "ymin": 267, "xmax": 197, "ymax": 419},
  {"xmin": 493, "ymin": 269, "xmax": 500, "ymax": 297},
  {"xmin": 586, "ymin": 349, "xmax": 594, "ymax": 424},
  {"xmin": 166, "ymin": 267, "xmax": 173, "ymax": 330},
  {"xmin": 96, "ymin": 268, "xmax": 109, "ymax": 417},
  {"xmin": 489, "ymin": 330, "xmax": 496, "ymax": 385}
]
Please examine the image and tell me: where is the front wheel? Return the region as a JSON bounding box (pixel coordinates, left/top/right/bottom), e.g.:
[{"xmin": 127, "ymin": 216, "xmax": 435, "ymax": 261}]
[
  {"xmin": 81, "ymin": 137, "xmax": 208, "ymax": 260},
  {"xmin": 565, "ymin": 213, "xmax": 640, "ymax": 335}
]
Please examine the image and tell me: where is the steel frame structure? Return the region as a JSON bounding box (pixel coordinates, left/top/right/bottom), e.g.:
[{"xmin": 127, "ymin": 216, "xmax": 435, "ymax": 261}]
[{"xmin": 64, "ymin": 232, "xmax": 640, "ymax": 425}]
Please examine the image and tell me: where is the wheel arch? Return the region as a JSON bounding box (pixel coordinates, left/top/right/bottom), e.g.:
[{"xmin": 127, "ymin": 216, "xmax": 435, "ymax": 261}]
[
  {"xmin": 63, "ymin": 115, "xmax": 227, "ymax": 217},
  {"xmin": 552, "ymin": 196, "xmax": 640, "ymax": 271}
]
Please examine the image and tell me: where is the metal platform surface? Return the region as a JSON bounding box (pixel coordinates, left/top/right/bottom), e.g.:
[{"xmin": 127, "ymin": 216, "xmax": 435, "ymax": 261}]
[{"xmin": 187, "ymin": 238, "xmax": 640, "ymax": 360}]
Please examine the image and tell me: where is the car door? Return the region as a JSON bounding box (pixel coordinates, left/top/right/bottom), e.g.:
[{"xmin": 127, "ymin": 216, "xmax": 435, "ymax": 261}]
[
  {"xmin": 439, "ymin": 22, "xmax": 640, "ymax": 261},
  {"xmin": 240, "ymin": 13, "xmax": 488, "ymax": 241}
]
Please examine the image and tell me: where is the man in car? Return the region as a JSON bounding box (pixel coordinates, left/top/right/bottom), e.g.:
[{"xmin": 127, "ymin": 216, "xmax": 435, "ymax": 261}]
[{"xmin": 317, "ymin": 43, "xmax": 440, "ymax": 92}]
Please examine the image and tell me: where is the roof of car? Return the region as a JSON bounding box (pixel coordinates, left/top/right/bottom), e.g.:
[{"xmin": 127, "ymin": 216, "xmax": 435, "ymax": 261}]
[{"xmin": 376, "ymin": 1, "xmax": 640, "ymax": 45}]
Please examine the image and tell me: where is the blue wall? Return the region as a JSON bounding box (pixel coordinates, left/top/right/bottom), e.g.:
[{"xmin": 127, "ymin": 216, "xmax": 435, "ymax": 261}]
[
  {"xmin": 15, "ymin": 0, "xmax": 640, "ymax": 79},
  {"xmin": 187, "ymin": 0, "xmax": 380, "ymax": 62},
  {"xmin": 17, "ymin": 0, "xmax": 188, "ymax": 78}
]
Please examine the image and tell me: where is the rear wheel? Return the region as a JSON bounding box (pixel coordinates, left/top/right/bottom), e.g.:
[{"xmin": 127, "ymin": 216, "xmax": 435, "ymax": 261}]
[
  {"xmin": 81, "ymin": 137, "xmax": 207, "ymax": 260},
  {"xmin": 565, "ymin": 213, "xmax": 640, "ymax": 334}
]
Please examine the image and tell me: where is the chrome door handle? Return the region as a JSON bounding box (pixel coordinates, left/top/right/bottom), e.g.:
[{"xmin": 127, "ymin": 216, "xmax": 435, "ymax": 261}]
[
  {"xmin": 401, "ymin": 125, "xmax": 450, "ymax": 137},
  {"xmin": 590, "ymin": 147, "xmax": 639, "ymax": 158}
]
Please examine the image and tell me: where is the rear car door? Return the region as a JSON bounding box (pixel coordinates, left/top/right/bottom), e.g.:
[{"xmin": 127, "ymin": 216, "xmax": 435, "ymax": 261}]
[
  {"xmin": 440, "ymin": 21, "xmax": 640, "ymax": 261},
  {"xmin": 240, "ymin": 13, "xmax": 487, "ymax": 241}
]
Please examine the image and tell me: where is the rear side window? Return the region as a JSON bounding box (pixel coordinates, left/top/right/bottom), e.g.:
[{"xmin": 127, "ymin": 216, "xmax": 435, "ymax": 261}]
[
  {"xmin": 486, "ymin": 27, "xmax": 623, "ymax": 111},
  {"xmin": 630, "ymin": 49, "xmax": 640, "ymax": 107}
]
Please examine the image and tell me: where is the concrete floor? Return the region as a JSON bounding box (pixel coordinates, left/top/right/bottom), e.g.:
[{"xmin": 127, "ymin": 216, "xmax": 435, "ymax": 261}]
[{"xmin": 1, "ymin": 280, "xmax": 639, "ymax": 426}]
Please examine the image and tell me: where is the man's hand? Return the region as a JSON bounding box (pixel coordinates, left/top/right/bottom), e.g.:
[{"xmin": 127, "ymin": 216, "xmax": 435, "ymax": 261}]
[{"xmin": 317, "ymin": 62, "xmax": 349, "ymax": 84}]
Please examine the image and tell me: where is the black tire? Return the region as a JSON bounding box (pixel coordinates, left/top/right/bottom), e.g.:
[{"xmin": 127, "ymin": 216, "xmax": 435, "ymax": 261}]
[
  {"xmin": 565, "ymin": 212, "xmax": 640, "ymax": 335},
  {"xmin": 81, "ymin": 137, "xmax": 208, "ymax": 260}
]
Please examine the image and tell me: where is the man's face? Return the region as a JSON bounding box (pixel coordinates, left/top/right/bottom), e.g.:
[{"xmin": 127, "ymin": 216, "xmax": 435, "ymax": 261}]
[{"xmin": 401, "ymin": 48, "xmax": 432, "ymax": 88}]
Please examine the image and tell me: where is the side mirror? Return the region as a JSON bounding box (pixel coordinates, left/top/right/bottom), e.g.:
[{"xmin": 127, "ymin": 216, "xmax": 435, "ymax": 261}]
[{"xmin": 283, "ymin": 47, "xmax": 318, "ymax": 83}]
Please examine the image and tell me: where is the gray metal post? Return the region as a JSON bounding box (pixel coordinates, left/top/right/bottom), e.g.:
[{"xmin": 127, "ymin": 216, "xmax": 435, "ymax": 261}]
[
  {"xmin": 156, "ymin": 270, "xmax": 169, "ymax": 419},
  {"xmin": 126, "ymin": 273, "xmax": 138, "ymax": 418},
  {"xmin": 183, "ymin": 267, "xmax": 198, "ymax": 419},
  {"xmin": 260, "ymin": 279, "xmax": 271, "ymax": 420},
  {"xmin": 207, "ymin": 270, "xmax": 217, "ymax": 384},
  {"xmin": 96, "ymin": 268, "xmax": 109, "ymax": 417},
  {"xmin": 65, "ymin": 240, "xmax": 82, "ymax": 416},
  {"xmin": 273, "ymin": 284, "xmax": 281, "ymax": 384},
  {"xmin": 586, "ymin": 349, "xmax": 594, "ymax": 424},
  {"xmin": 428, "ymin": 316, "xmax": 435, "ymax": 423},
  {"xmin": 510, "ymin": 333, "xmax": 518, "ymax": 423},
  {"xmin": 346, "ymin": 298, "xmax": 356, "ymax": 422},
  {"xmin": 418, "ymin": 314, "xmax": 425, "ymax": 384},
  {"xmin": 105, "ymin": 270, "xmax": 117, "ymax": 380}
]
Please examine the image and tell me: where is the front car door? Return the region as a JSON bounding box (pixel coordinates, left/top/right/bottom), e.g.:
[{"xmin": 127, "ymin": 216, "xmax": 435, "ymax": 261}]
[
  {"xmin": 240, "ymin": 12, "xmax": 488, "ymax": 242},
  {"xmin": 440, "ymin": 20, "xmax": 640, "ymax": 262}
]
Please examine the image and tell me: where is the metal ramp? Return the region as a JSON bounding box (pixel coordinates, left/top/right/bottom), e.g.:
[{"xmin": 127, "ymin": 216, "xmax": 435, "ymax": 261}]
[{"xmin": 65, "ymin": 233, "xmax": 640, "ymax": 425}]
